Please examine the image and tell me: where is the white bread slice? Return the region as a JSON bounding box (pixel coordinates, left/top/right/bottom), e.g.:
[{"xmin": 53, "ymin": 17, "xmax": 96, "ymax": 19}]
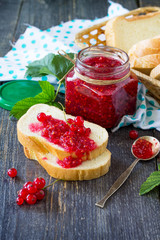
[
  {"xmin": 23, "ymin": 146, "xmax": 111, "ymax": 181},
  {"xmin": 150, "ymin": 63, "xmax": 160, "ymax": 79},
  {"xmin": 105, "ymin": 7, "xmax": 160, "ymax": 53},
  {"xmin": 17, "ymin": 104, "xmax": 108, "ymax": 161}
]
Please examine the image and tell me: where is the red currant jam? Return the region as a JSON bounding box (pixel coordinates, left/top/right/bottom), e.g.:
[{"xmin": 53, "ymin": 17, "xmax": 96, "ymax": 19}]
[
  {"xmin": 29, "ymin": 114, "xmax": 97, "ymax": 167},
  {"xmin": 57, "ymin": 156, "xmax": 82, "ymax": 168},
  {"xmin": 132, "ymin": 139, "xmax": 153, "ymax": 159},
  {"xmin": 65, "ymin": 46, "xmax": 138, "ymax": 129}
]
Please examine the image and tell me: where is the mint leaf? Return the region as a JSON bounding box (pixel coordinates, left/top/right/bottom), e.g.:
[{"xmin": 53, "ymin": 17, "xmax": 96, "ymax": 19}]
[
  {"xmin": 10, "ymin": 81, "xmax": 56, "ymax": 119},
  {"xmin": 25, "ymin": 53, "xmax": 74, "ymax": 80},
  {"xmin": 139, "ymin": 171, "xmax": 160, "ymax": 195}
]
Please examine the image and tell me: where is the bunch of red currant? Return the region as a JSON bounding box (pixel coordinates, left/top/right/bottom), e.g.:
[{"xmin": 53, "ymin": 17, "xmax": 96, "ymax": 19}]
[
  {"xmin": 8, "ymin": 168, "xmax": 46, "ymax": 205},
  {"xmin": 16, "ymin": 177, "xmax": 46, "ymax": 205},
  {"xmin": 7, "ymin": 168, "xmax": 59, "ymax": 205}
]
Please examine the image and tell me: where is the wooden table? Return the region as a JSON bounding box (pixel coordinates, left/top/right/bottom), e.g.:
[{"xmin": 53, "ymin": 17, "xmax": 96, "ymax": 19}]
[{"xmin": 0, "ymin": 1, "xmax": 160, "ymax": 239}]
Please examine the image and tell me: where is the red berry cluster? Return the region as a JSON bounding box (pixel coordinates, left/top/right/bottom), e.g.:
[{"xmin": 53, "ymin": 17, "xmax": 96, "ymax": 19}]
[
  {"xmin": 67, "ymin": 116, "xmax": 91, "ymax": 137},
  {"xmin": 37, "ymin": 113, "xmax": 91, "ymax": 138},
  {"xmin": 35, "ymin": 113, "xmax": 96, "ymax": 159},
  {"xmin": 16, "ymin": 177, "xmax": 46, "ymax": 205}
]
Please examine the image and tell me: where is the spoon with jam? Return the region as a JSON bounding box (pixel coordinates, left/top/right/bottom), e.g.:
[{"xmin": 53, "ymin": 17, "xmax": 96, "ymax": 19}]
[{"xmin": 95, "ymin": 136, "xmax": 160, "ymax": 208}]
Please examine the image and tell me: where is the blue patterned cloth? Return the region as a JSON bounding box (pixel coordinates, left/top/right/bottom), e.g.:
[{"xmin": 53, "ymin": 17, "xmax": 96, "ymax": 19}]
[{"xmin": 0, "ymin": 1, "xmax": 160, "ymax": 131}]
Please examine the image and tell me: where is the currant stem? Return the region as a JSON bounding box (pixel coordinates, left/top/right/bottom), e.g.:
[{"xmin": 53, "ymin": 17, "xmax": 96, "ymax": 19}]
[
  {"xmin": 58, "ymin": 102, "xmax": 70, "ymax": 125},
  {"xmin": 52, "ymin": 82, "xmax": 62, "ymax": 102},
  {"xmin": 42, "ymin": 179, "xmax": 60, "ymax": 190},
  {"xmin": 58, "ymin": 50, "xmax": 75, "ymax": 64}
]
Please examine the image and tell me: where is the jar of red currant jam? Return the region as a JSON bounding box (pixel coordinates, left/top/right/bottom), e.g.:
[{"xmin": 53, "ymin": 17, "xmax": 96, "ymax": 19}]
[{"xmin": 65, "ymin": 46, "xmax": 138, "ymax": 129}]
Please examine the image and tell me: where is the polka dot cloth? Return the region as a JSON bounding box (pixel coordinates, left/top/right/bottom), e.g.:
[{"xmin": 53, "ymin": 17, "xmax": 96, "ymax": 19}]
[
  {"xmin": 0, "ymin": 1, "xmax": 159, "ymax": 131},
  {"xmin": 112, "ymin": 83, "xmax": 160, "ymax": 132}
]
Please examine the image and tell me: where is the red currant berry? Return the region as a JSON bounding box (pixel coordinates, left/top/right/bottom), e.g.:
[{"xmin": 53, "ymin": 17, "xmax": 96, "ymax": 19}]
[
  {"xmin": 129, "ymin": 130, "xmax": 138, "ymax": 140},
  {"xmin": 70, "ymin": 124, "xmax": 77, "ymax": 132},
  {"xmin": 85, "ymin": 127, "xmax": 91, "ymax": 136},
  {"xmin": 67, "ymin": 118, "xmax": 74, "ymax": 125},
  {"xmin": 26, "ymin": 194, "xmax": 37, "ymax": 205},
  {"xmin": 23, "ymin": 181, "xmax": 33, "ymax": 189},
  {"xmin": 7, "ymin": 168, "xmax": 17, "ymax": 178},
  {"xmin": 74, "ymin": 116, "xmax": 84, "ymax": 126},
  {"xmin": 37, "ymin": 112, "xmax": 46, "ymax": 122},
  {"xmin": 35, "ymin": 189, "xmax": 45, "ymax": 200},
  {"xmin": 18, "ymin": 188, "xmax": 28, "ymax": 200},
  {"xmin": 16, "ymin": 197, "xmax": 24, "ymax": 205},
  {"xmin": 27, "ymin": 183, "xmax": 37, "ymax": 194},
  {"xmin": 77, "ymin": 126, "xmax": 85, "ymax": 134},
  {"xmin": 33, "ymin": 177, "xmax": 46, "ymax": 189}
]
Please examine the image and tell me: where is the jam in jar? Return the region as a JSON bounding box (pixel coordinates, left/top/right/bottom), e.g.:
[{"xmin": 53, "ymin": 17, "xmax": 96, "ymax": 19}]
[{"xmin": 65, "ymin": 46, "xmax": 138, "ymax": 128}]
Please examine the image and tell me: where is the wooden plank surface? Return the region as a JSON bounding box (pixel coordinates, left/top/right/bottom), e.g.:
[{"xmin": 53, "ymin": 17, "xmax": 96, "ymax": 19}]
[
  {"xmin": 0, "ymin": 0, "xmax": 23, "ymax": 56},
  {"xmin": 0, "ymin": 0, "xmax": 160, "ymax": 240}
]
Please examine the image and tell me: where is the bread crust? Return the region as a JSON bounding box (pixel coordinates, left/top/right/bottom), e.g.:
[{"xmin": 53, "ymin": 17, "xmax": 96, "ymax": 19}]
[{"xmin": 23, "ymin": 147, "xmax": 111, "ymax": 181}]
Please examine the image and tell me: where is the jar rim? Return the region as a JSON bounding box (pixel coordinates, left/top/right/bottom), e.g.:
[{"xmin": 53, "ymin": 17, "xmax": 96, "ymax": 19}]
[{"xmin": 77, "ymin": 45, "xmax": 129, "ymax": 71}]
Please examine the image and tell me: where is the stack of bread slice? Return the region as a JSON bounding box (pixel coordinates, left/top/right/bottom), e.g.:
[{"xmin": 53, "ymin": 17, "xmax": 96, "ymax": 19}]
[{"xmin": 17, "ymin": 104, "xmax": 111, "ymax": 181}]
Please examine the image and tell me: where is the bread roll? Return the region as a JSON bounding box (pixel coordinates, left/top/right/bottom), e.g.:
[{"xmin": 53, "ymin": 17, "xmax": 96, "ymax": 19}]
[
  {"xmin": 150, "ymin": 64, "xmax": 160, "ymax": 79},
  {"xmin": 129, "ymin": 54, "xmax": 160, "ymax": 75}
]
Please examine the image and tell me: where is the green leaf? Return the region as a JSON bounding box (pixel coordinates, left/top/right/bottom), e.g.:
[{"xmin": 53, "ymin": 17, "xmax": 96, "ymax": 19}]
[
  {"xmin": 25, "ymin": 53, "xmax": 54, "ymax": 77},
  {"xmin": 39, "ymin": 81, "xmax": 55, "ymax": 99},
  {"xmin": 25, "ymin": 67, "xmax": 46, "ymax": 77},
  {"xmin": 139, "ymin": 171, "xmax": 160, "ymax": 195},
  {"xmin": 10, "ymin": 81, "xmax": 58, "ymax": 119},
  {"xmin": 25, "ymin": 53, "xmax": 74, "ymax": 80},
  {"xmin": 48, "ymin": 54, "xmax": 74, "ymax": 80}
]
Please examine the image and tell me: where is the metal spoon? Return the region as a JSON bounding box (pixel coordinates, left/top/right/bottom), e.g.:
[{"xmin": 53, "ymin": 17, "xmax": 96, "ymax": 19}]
[{"xmin": 95, "ymin": 136, "xmax": 160, "ymax": 208}]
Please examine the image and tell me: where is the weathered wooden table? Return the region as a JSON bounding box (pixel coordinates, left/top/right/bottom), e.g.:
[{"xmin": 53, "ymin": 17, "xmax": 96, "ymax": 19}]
[{"xmin": 0, "ymin": 1, "xmax": 160, "ymax": 239}]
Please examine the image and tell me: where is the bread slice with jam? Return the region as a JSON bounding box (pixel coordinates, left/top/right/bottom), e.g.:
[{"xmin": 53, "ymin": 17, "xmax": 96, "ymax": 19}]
[
  {"xmin": 23, "ymin": 146, "xmax": 111, "ymax": 181},
  {"xmin": 17, "ymin": 104, "xmax": 108, "ymax": 161}
]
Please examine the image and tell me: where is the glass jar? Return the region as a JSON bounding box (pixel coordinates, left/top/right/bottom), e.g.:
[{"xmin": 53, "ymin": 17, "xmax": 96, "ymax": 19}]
[{"xmin": 65, "ymin": 46, "xmax": 138, "ymax": 129}]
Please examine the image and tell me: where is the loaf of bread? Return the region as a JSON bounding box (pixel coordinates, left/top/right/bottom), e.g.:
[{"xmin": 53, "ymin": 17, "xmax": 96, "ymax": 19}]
[
  {"xmin": 23, "ymin": 146, "xmax": 111, "ymax": 181},
  {"xmin": 17, "ymin": 104, "xmax": 108, "ymax": 161},
  {"xmin": 105, "ymin": 7, "xmax": 160, "ymax": 53}
]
